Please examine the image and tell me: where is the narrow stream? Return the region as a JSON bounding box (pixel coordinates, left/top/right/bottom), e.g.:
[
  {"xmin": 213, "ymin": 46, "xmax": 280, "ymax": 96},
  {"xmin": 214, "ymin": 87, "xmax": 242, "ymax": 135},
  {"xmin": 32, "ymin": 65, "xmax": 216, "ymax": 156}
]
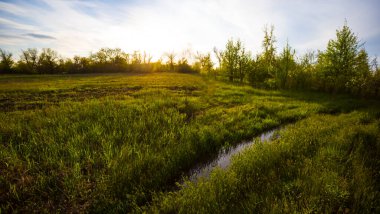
[{"xmin": 184, "ymin": 127, "xmax": 281, "ymax": 183}]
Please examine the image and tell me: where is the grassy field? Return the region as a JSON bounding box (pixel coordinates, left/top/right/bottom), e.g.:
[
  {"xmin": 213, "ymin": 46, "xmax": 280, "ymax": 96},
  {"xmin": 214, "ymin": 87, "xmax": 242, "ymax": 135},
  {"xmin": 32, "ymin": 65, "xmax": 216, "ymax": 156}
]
[
  {"xmin": 148, "ymin": 111, "xmax": 380, "ymax": 213},
  {"xmin": 0, "ymin": 72, "xmax": 379, "ymax": 213}
]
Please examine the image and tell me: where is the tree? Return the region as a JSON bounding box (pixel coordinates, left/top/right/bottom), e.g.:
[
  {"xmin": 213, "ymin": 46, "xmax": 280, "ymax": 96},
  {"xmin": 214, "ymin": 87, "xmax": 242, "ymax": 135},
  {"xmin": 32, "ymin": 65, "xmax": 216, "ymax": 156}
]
[
  {"xmin": 219, "ymin": 39, "xmax": 251, "ymax": 82},
  {"xmin": 290, "ymin": 51, "xmax": 316, "ymax": 89},
  {"xmin": 221, "ymin": 39, "xmax": 240, "ymax": 81},
  {"xmin": 38, "ymin": 48, "xmax": 59, "ymax": 74},
  {"xmin": 373, "ymin": 68, "xmax": 380, "ymax": 97},
  {"xmin": 131, "ymin": 51, "xmax": 142, "ymax": 65},
  {"xmin": 142, "ymin": 51, "xmax": 152, "ymax": 64},
  {"xmin": 0, "ymin": 49, "xmax": 14, "ymax": 73},
  {"xmin": 370, "ymin": 56, "xmax": 378, "ymax": 73},
  {"xmin": 276, "ymin": 41, "xmax": 296, "ymax": 88},
  {"xmin": 318, "ymin": 23, "xmax": 364, "ymax": 93},
  {"xmin": 89, "ymin": 48, "xmax": 129, "ymax": 72},
  {"xmin": 213, "ymin": 47, "xmax": 223, "ymax": 78},
  {"xmin": 196, "ymin": 52, "xmax": 214, "ymax": 77},
  {"xmin": 347, "ymin": 49, "xmax": 371, "ymax": 95},
  {"xmin": 237, "ymin": 47, "xmax": 252, "ymax": 82},
  {"xmin": 177, "ymin": 57, "xmax": 193, "ymax": 73},
  {"xmin": 248, "ymin": 25, "xmax": 277, "ymax": 87},
  {"xmin": 213, "ymin": 47, "xmax": 222, "ymax": 68},
  {"xmin": 164, "ymin": 52, "xmax": 176, "ymax": 71},
  {"xmin": 261, "ymin": 25, "xmax": 277, "ymax": 78},
  {"xmin": 91, "ymin": 48, "xmax": 127, "ymax": 64},
  {"xmin": 69, "ymin": 56, "xmax": 91, "ymax": 73},
  {"xmin": 19, "ymin": 48, "xmax": 39, "ymax": 74}
]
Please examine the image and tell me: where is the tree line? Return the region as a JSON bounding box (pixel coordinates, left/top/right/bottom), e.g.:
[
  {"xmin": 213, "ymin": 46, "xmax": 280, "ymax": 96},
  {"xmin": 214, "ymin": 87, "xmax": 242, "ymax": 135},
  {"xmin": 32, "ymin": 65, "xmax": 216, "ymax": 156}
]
[
  {"xmin": 1, "ymin": 23, "xmax": 379, "ymax": 97},
  {"xmin": 213, "ymin": 24, "xmax": 379, "ymax": 98},
  {"xmin": 0, "ymin": 48, "xmax": 198, "ymax": 75}
]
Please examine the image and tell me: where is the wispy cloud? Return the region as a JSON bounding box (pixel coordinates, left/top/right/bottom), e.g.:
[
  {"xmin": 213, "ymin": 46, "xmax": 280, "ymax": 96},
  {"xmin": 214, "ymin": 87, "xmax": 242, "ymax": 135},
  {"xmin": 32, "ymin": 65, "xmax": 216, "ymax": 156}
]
[
  {"xmin": 0, "ymin": 17, "xmax": 36, "ymax": 31},
  {"xmin": 0, "ymin": 33, "xmax": 24, "ymax": 40},
  {"xmin": 24, "ymin": 33, "xmax": 56, "ymax": 40},
  {"xmin": 0, "ymin": 0, "xmax": 379, "ymax": 59}
]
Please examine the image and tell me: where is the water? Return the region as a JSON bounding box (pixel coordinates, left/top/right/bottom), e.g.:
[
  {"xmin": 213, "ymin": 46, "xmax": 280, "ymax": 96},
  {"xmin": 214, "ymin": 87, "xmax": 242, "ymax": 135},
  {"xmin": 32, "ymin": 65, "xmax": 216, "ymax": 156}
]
[{"xmin": 185, "ymin": 127, "xmax": 281, "ymax": 183}]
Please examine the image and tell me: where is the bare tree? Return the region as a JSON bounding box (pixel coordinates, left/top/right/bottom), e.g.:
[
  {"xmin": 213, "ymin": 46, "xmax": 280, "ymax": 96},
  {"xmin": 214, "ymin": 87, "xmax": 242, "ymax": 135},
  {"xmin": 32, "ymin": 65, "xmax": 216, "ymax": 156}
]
[
  {"xmin": 164, "ymin": 52, "xmax": 176, "ymax": 71},
  {"xmin": 143, "ymin": 51, "xmax": 152, "ymax": 64},
  {"xmin": 213, "ymin": 47, "xmax": 222, "ymax": 70},
  {"xmin": 370, "ymin": 55, "xmax": 378, "ymax": 73}
]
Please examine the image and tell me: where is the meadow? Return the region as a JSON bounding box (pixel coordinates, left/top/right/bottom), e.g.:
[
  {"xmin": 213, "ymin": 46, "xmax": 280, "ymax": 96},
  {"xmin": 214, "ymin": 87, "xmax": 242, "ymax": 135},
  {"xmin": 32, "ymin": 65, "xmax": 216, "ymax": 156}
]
[{"xmin": 0, "ymin": 72, "xmax": 379, "ymax": 213}]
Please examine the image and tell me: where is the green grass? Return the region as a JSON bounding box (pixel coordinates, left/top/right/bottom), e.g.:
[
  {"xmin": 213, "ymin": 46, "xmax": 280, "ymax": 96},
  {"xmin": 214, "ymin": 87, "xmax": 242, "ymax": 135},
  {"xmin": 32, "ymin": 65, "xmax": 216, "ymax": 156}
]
[
  {"xmin": 148, "ymin": 110, "xmax": 380, "ymax": 213},
  {"xmin": 0, "ymin": 72, "xmax": 378, "ymax": 212}
]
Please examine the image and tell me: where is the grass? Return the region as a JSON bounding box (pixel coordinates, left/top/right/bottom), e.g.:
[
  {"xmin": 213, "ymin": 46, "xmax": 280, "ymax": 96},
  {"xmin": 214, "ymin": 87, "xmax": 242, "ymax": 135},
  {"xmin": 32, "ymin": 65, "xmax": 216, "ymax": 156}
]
[
  {"xmin": 148, "ymin": 109, "xmax": 380, "ymax": 213},
  {"xmin": 0, "ymin": 72, "xmax": 379, "ymax": 213}
]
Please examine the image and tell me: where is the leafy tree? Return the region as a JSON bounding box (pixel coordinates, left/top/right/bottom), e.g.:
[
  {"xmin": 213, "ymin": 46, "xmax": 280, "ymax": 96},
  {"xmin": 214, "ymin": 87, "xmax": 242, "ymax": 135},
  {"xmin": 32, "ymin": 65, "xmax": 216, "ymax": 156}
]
[
  {"xmin": 177, "ymin": 58, "xmax": 194, "ymax": 73},
  {"xmin": 237, "ymin": 48, "xmax": 252, "ymax": 82},
  {"xmin": 196, "ymin": 52, "xmax": 214, "ymax": 77},
  {"xmin": 91, "ymin": 49, "xmax": 106, "ymax": 64},
  {"xmin": 355, "ymin": 50, "xmax": 371, "ymax": 75},
  {"xmin": 18, "ymin": 48, "xmax": 39, "ymax": 74},
  {"xmin": 261, "ymin": 25, "xmax": 277, "ymax": 78},
  {"xmin": 276, "ymin": 41, "xmax": 296, "ymax": 88},
  {"xmin": 362, "ymin": 65, "xmax": 380, "ymax": 98},
  {"xmin": 248, "ymin": 25, "xmax": 277, "ymax": 87},
  {"xmin": 37, "ymin": 48, "xmax": 59, "ymax": 74},
  {"xmin": 220, "ymin": 39, "xmax": 251, "ymax": 82},
  {"xmin": 0, "ymin": 49, "xmax": 14, "ymax": 73},
  {"xmin": 290, "ymin": 51, "xmax": 316, "ymax": 90},
  {"xmin": 91, "ymin": 48, "xmax": 127, "ymax": 64},
  {"xmin": 90, "ymin": 48, "xmax": 129, "ymax": 72},
  {"xmin": 69, "ymin": 56, "xmax": 91, "ymax": 73},
  {"xmin": 373, "ymin": 68, "xmax": 380, "ymax": 97},
  {"xmin": 348, "ymin": 49, "xmax": 371, "ymax": 95},
  {"xmin": 221, "ymin": 39, "xmax": 240, "ymax": 81},
  {"xmin": 318, "ymin": 23, "xmax": 366, "ymax": 93}
]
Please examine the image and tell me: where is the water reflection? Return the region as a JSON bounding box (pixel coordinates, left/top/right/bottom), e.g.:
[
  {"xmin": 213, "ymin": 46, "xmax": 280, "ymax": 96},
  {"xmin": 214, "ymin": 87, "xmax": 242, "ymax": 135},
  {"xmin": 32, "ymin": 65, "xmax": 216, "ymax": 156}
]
[{"xmin": 186, "ymin": 128, "xmax": 280, "ymax": 182}]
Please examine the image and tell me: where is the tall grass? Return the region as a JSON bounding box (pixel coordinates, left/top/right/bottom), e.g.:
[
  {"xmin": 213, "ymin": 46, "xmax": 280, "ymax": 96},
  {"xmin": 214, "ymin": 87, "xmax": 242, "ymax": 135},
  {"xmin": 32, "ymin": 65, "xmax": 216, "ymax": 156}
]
[
  {"xmin": 0, "ymin": 73, "xmax": 378, "ymax": 212},
  {"xmin": 148, "ymin": 109, "xmax": 380, "ymax": 213}
]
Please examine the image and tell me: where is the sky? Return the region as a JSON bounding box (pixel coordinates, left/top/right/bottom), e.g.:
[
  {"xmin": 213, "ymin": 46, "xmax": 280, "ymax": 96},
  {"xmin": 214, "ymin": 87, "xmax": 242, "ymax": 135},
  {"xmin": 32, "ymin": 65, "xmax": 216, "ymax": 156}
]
[{"xmin": 0, "ymin": 0, "xmax": 379, "ymax": 61}]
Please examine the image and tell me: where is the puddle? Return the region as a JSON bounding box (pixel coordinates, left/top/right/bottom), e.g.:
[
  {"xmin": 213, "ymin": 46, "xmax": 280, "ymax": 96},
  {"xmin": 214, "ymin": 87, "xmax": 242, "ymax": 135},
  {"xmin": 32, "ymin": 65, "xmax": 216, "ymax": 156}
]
[{"xmin": 184, "ymin": 127, "xmax": 281, "ymax": 183}]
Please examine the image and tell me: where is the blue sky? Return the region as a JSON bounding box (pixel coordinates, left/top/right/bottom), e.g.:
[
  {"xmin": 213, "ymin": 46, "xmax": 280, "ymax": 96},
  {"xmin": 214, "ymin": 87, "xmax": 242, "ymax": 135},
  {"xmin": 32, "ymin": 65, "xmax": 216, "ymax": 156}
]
[{"xmin": 0, "ymin": 0, "xmax": 379, "ymax": 60}]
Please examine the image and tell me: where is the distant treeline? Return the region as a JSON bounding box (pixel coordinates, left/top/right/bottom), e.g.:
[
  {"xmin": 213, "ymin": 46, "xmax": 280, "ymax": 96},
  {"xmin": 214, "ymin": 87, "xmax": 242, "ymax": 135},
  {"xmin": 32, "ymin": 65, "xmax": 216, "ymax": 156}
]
[
  {"xmin": 0, "ymin": 48, "xmax": 197, "ymax": 75},
  {"xmin": 1, "ymin": 23, "xmax": 379, "ymax": 97}
]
